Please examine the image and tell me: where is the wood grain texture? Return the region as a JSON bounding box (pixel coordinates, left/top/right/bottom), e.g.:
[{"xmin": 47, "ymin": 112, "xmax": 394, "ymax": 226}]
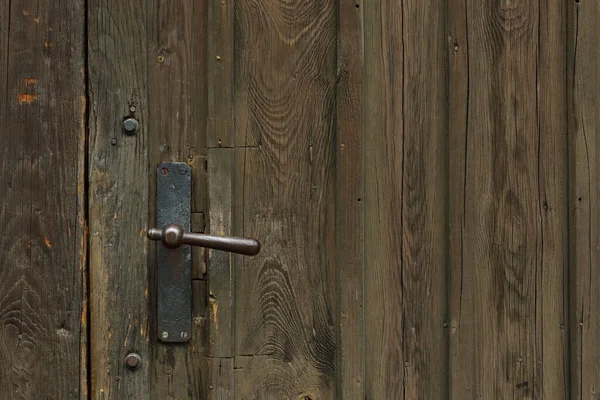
[
  {"xmin": 147, "ymin": 1, "xmax": 208, "ymax": 399},
  {"xmin": 88, "ymin": 0, "xmax": 208, "ymax": 398},
  {"xmin": 0, "ymin": 1, "xmax": 86, "ymax": 398},
  {"xmin": 363, "ymin": 0, "xmax": 448, "ymax": 397},
  {"xmin": 536, "ymin": 0, "xmax": 569, "ymax": 397},
  {"xmin": 88, "ymin": 0, "xmax": 151, "ymax": 397},
  {"xmin": 230, "ymin": 0, "xmax": 338, "ymax": 396},
  {"xmin": 447, "ymin": 0, "xmax": 471, "ymax": 397},
  {"xmin": 207, "ymin": 148, "xmax": 235, "ymax": 359},
  {"xmin": 207, "ymin": 0, "xmax": 234, "ymax": 148},
  {"xmin": 401, "ymin": 0, "xmax": 448, "ymax": 397},
  {"xmin": 362, "ymin": 1, "xmax": 405, "ymax": 397},
  {"xmin": 449, "ymin": 0, "xmax": 570, "ymax": 397},
  {"xmin": 568, "ymin": 0, "xmax": 600, "ymax": 398},
  {"xmin": 336, "ymin": 0, "xmax": 364, "ymax": 398},
  {"xmin": 209, "ymin": 357, "xmax": 234, "ymax": 400}
]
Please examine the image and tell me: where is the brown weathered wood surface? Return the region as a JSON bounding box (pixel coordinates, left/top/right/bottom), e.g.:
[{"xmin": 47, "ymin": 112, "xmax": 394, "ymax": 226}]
[
  {"xmin": 336, "ymin": 0, "xmax": 364, "ymax": 398},
  {"xmin": 448, "ymin": 0, "xmax": 569, "ymax": 398},
  {"xmin": 87, "ymin": 0, "xmax": 151, "ymax": 396},
  {"xmin": 0, "ymin": 1, "xmax": 87, "ymax": 398},
  {"xmin": 5, "ymin": 0, "xmax": 600, "ymax": 398},
  {"xmin": 200, "ymin": 0, "xmax": 587, "ymax": 398},
  {"xmin": 228, "ymin": 0, "xmax": 339, "ymax": 397},
  {"xmin": 362, "ymin": 2, "xmax": 405, "ymax": 397},
  {"xmin": 88, "ymin": 0, "xmax": 207, "ymax": 398},
  {"xmin": 569, "ymin": 1, "xmax": 600, "ymax": 398}
]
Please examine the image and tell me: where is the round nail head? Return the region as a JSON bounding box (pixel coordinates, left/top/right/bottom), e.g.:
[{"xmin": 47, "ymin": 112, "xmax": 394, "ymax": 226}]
[
  {"xmin": 125, "ymin": 353, "xmax": 142, "ymax": 371},
  {"xmin": 123, "ymin": 118, "xmax": 139, "ymax": 135}
]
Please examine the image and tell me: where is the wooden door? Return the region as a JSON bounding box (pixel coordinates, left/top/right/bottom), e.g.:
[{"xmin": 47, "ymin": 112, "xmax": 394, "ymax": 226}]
[{"xmin": 3, "ymin": 0, "xmax": 600, "ymax": 399}]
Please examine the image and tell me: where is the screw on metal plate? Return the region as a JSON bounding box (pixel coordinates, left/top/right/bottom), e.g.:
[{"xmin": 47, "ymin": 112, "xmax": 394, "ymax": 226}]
[
  {"xmin": 125, "ymin": 353, "xmax": 142, "ymax": 371},
  {"xmin": 161, "ymin": 331, "xmax": 169, "ymax": 340},
  {"xmin": 180, "ymin": 331, "xmax": 188, "ymax": 339},
  {"xmin": 123, "ymin": 117, "xmax": 139, "ymax": 135}
]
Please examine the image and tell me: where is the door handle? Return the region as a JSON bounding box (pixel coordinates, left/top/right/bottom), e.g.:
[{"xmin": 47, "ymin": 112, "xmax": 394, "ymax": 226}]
[
  {"xmin": 151, "ymin": 161, "xmax": 261, "ymax": 343},
  {"xmin": 147, "ymin": 223, "xmax": 260, "ymax": 255}
]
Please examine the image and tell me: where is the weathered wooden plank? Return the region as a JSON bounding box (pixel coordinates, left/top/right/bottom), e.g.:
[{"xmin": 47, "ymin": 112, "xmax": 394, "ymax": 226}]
[
  {"xmin": 206, "ymin": 148, "xmax": 235, "ymax": 399},
  {"xmin": 89, "ymin": 0, "xmax": 208, "ymax": 397},
  {"xmin": 205, "ymin": 2, "xmax": 235, "ymax": 396},
  {"xmin": 362, "ymin": 1, "xmax": 405, "ymax": 397},
  {"xmin": 207, "ymin": 0, "xmax": 234, "ymax": 148},
  {"xmin": 450, "ymin": 1, "xmax": 570, "ymax": 398},
  {"xmin": 207, "ymin": 147, "xmax": 235, "ymax": 360},
  {"xmin": 209, "ymin": 357, "xmax": 234, "ymax": 400},
  {"xmin": 336, "ymin": 0, "xmax": 364, "ymax": 398},
  {"xmin": 231, "ymin": 0, "xmax": 338, "ymax": 396},
  {"xmin": 568, "ymin": 1, "xmax": 600, "ymax": 398},
  {"xmin": 87, "ymin": 0, "xmax": 151, "ymax": 397},
  {"xmin": 364, "ymin": 0, "xmax": 448, "ymax": 397},
  {"xmin": 536, "ymin": 0, "xmax": 569, "ymax": 397},
  {"xmin": 147, "ymin": 1, "xmax": 208, "ymax": 398},
  {"xmin": 0, "ymin": 1, "xmax": 86, "ymax": 398},
  {"xmin": 452, "ymin": 0, "xmax": 558, "ymax": 397},
  {"xmin": 401, "ymin": 0, "xmax": 448, "ymax": 397},
  {"xmin": 447, "ymin": 0, "xmax": 471, "ymax": 397}
]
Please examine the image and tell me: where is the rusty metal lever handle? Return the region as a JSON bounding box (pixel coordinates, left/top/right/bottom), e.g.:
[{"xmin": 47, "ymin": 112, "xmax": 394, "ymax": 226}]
[{"xmin": 147, "ymin": 223, "xmax": 261, "ymax": 256}]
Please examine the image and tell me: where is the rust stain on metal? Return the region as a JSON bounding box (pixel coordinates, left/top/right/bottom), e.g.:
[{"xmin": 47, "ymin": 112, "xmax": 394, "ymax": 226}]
[
  {"xmin": 23, "ymin": 10, "xmax": 29, "ymax": 15},
  {"xmin": 34, "ymin": 16, "xmax": 39, "ymax": 23},
  {"xmin": 24, "ymin": 78, "xmax": 38, "ymax": 86},
  {"xmin": 18, "ymin": 93, "xmax": 38, "ymax": 104},
  {"xmin": 44, "ymin": 40, "xmax": 54, "ymax": 48},
  {"xmin": 44, "ymin": 237, "xmax": 53, "ymax": 247}
]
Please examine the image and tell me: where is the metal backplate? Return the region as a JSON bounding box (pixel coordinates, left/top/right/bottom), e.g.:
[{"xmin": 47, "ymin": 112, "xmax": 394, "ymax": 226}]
[{"xmin": 156, "ymin": 162, "xmax": 191, "ymax": 342}]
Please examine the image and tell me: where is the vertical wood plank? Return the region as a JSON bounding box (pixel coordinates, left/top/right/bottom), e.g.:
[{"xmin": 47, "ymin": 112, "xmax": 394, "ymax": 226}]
[
  {"xmin": 569, "ymin": 0, "xmax": 600, "ymax": 398},
  {"xmin": 87, "ymin": 1, "xmax": 150, "ymax": 397},
  {"xmin": 231, "ymin": 0, "xmax": 338, "ymax": 396},
  {"xmin": 447, "ymin": 0, "xmax": 472, "ymax": 397},
  {"xmin": 209, "ymin": 357, "xmax": 234, "ymax": 400},
  {"xmin": 450, "ymin": 1, "xmax": 570, "ymax": 397},
  {"xmin": 207, "ymin": 148, "xmax": 235, "ymax": 358},
  {"xmin": 207, "ymin": 148, "xmax": 235, "ymax": 398},
  {"xmin": 206, "ymin": 0, "xmax": 236, "ymax": 394},
  {"xmin": 207, "ymin": 0, "xmax": 234, "ymax": 148},
  {"xmin": 147, "ymin": 1, "xmax": 208, "ymax": 398},
  {"xmin": 89, "ymin": 0, "xmax": 209, "ymax": 397},
  {"xmin": 363, "ymin": 1, "xmax": 405, "ymax": 397},
  {"xmin": 364, "ymin": 0, "xmax": 450, "ymax": 397},
  {"xmin": 401, "ymin": 0, "xmax": 448, "ymax": 397},
  {"xmin": 0, "ymin": 1, "xmax": 86, "ymax": 398},
  {"xmin": 336, "ymin": 0, "xmax": 364, "ymax": 398},
  {"xmin": 537, "ymin": 0, "xmax": 569, "ymax": 397},
  {"xmin": 449, "ymin": 0, "xmax": 570, "ymax": 397}
]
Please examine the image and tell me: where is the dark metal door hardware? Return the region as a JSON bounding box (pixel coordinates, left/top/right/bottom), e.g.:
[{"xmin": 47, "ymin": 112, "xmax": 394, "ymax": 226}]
[{"xmin": 148, "ymin": 162, "xmax": 261, "ymax": 343}]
